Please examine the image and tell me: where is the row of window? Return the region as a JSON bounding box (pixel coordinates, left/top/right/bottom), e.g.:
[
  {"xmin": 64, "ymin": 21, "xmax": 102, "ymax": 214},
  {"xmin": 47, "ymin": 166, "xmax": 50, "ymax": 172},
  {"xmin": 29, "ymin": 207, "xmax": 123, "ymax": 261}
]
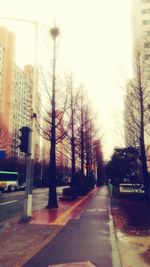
[{"xmin": 142, "ymin": 0, "xmax": 150, "ymax": 3}]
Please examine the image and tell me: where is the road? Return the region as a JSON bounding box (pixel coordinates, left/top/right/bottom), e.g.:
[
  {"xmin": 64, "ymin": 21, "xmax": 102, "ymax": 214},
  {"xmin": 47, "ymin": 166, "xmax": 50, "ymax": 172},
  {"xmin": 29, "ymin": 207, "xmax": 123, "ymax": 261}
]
[
  {"xmin": 0, "ymin": 187, "xmax": 67, "ymax": 222},
  {"xmin": 23, "ymin": 186, "xmax": 115, "ymax": 267}
]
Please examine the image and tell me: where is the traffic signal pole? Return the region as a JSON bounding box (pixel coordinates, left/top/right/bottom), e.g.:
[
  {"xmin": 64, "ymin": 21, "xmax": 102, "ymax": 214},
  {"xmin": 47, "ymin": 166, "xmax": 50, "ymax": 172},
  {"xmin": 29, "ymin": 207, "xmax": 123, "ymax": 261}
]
[
  {"xmin": 22, "ymin": 130, "xmax": 33, "ymax": 221},
  {"xmin": 23, "ymin": 154, "xmax": 34, "ymax": 220},
  {"xmin": 18, "ymin": 126, "xmax": 33, "ymax": 221},
  {"xmin": 22, "ymin": 23, "xmax": 38, "ymax": 221}
]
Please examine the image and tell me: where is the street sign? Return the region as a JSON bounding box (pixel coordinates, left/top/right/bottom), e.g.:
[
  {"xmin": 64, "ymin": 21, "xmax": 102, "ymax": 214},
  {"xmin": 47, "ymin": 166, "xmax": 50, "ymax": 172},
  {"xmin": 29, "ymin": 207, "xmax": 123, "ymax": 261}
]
[{"xmin": 0, "ymin": 150, "xmax": 5, "ymax": 159}]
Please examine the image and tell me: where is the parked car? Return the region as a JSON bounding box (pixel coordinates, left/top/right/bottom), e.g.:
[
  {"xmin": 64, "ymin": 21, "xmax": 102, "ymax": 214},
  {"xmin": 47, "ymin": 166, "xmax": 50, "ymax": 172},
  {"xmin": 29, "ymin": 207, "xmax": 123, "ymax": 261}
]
[
  {"xmin": 17, "ymin": 183, "xmax": 26, "ymax": 191},
  {"xmin": 0, "ymin": 186, "xmax": 3, "ymax": 195}
]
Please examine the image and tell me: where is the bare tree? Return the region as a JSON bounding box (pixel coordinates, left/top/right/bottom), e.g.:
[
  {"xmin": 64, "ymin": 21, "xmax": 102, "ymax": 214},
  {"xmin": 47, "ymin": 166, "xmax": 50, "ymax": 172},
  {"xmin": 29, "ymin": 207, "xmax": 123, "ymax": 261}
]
[
  {"xmin": 94, "ymin": 139, "xmax": 104, "ymax": 186},
  {"xmin": 84, "ymin": 104, "xmax": 99, "ymax": 187},
  {"xmin": 75, "ymin": 92, "xmax": 101, "ymax": 190},
  {"xmin": 125, "ymin": 49, "xmax": 150, "ymax": 197},
  {"xmin": 36, "ymin": 27, "xmax": 70, "ymax": 208},
  {"xmin": 64, "ymin": 75, "xmax": 81, "ymax": 188}
]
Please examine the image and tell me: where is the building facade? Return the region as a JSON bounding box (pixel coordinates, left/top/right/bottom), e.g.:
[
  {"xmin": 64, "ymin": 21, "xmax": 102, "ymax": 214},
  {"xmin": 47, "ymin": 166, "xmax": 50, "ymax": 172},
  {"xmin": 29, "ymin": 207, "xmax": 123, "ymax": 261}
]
[
  {"xmin": 0, "ymin": 27, "xmax": 15, "ymax": 144},
  {"xmin": 132, "ymin": 0, "xmax": 150, "ymax": 75},
  {"xmin": 0, "ymin": 26, "xmax": 41, "ymax": 161},
  {"xmin": 124, "ymin": 0, "xmax": 150, "ymax": 171},
  {"xmin": 11, "ymin": 65, "xmax": 32, "ymax": 158}
]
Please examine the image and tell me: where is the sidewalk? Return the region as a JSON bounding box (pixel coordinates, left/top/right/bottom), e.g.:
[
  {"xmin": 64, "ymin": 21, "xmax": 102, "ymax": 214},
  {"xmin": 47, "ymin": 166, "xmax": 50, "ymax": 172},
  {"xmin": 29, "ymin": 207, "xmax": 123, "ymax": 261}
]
[{"xmin": 0, "ymin": 186, "xmax": 121, "ymax": 267}]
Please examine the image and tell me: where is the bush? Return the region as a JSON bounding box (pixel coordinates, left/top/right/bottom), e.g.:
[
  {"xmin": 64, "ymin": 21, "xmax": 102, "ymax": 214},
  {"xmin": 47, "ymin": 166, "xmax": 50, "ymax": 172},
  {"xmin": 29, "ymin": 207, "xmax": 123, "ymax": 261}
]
[{"xmin": 62, "ymin": 187, "xmax": 77, "ymax": 200}]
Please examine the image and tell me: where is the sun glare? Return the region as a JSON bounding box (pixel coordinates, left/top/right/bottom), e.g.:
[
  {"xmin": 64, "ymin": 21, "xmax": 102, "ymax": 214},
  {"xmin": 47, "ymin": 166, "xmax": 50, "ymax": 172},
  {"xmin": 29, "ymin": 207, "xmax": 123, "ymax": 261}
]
[{"xmin": 0, "ymin": 0, "xmax": 132, "ymax": 159}]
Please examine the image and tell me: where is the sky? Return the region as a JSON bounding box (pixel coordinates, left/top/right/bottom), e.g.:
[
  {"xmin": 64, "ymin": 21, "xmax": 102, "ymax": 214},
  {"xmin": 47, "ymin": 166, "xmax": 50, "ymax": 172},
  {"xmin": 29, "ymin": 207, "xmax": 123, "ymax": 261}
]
[{"xmin": 0, "ymin": 0, "xmax": 133, "ymax": 160}]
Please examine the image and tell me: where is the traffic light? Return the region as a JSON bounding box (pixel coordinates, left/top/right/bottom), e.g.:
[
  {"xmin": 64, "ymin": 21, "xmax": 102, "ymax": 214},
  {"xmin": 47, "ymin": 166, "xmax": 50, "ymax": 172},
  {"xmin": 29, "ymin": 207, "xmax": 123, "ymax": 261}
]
[{"xmin": 18, "ymin": 127, "xmax": 31, "ymax": 154}]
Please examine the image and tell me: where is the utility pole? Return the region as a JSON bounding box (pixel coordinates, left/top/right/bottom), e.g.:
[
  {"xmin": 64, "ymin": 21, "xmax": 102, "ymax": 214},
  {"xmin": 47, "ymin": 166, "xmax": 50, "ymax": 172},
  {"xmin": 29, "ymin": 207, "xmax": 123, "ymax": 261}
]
[{"xmin": 23, "ymin": 134, "xmax": 33, "ymax": 221}]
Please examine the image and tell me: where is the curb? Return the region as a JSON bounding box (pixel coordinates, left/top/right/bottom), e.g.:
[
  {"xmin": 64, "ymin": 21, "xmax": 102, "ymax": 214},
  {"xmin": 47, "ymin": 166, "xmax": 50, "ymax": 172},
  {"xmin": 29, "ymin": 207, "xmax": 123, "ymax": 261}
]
[{"xmin": 108, "ymin": 194, "xmax": 122, "ymax": 267}]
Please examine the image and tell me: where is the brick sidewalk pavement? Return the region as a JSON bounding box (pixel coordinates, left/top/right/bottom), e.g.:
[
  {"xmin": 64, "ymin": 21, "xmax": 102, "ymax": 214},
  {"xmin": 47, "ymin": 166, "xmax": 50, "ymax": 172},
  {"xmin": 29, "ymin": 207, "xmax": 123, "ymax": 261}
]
[{"xmin": 0, "ymin": 189, "xmax": 97, "ymax": 267}]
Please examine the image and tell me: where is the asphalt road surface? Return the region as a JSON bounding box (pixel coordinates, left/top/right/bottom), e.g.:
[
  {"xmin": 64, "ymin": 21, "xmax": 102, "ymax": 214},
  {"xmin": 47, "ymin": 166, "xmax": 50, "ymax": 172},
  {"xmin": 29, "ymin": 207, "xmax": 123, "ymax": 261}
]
[{"xmin": 0, "ymin": 187, "xmax": 66, "ymax": 222}]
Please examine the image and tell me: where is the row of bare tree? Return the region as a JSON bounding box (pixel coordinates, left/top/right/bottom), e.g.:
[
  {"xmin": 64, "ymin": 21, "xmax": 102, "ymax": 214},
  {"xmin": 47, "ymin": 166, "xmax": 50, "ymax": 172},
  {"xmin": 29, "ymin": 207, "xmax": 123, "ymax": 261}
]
[{"xmin": 36, "ymin": 71, "xmax": 103, "ymax": 208}]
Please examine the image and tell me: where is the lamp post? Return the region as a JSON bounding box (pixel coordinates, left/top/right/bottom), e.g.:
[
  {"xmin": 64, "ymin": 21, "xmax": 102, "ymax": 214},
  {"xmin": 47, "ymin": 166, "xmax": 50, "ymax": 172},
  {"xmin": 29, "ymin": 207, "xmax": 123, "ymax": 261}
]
[{"xmin": 47, "ymin": 26, "xmax": 59, "ymax": 208}]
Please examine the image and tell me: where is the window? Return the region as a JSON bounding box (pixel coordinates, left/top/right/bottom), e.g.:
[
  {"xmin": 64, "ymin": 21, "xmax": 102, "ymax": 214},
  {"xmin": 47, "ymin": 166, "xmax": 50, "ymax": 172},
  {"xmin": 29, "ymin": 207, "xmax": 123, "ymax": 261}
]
[
  {"xmin": 143, "ymin": 31, "xmax": 150, "ymax": 36},
  {"xmin": 143, "ymin": 20, "xmax": 150, "ymax": 25},
  {"xmin": 144, "ymin": 65, "xmax": 150, "ymax": 71},
  {"xmin": 145, "ymin": 54, "xmax": 150, "ymax": 60},
  {"xmin": 142, "ymin": 9, "xmax": 150, "ymax": 14},
  {"xmin": 144, "ymin": 42, "xmax": 150, "ymax": 48}
]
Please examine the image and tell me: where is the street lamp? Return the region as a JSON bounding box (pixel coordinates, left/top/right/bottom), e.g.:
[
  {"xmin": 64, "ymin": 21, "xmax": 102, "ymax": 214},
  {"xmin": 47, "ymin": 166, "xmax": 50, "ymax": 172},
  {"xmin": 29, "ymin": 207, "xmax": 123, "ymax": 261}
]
[{"xmin": 47, "ymin": 26, "xmax": 59, "ymax": 208}]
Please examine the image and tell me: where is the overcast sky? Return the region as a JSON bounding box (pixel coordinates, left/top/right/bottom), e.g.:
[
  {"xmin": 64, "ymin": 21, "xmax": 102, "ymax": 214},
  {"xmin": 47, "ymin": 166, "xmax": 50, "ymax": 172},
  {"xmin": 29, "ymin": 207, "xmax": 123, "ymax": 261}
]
[{"xmin": 0, "ymin": 0, "xmax": 133, "ymax": 159}]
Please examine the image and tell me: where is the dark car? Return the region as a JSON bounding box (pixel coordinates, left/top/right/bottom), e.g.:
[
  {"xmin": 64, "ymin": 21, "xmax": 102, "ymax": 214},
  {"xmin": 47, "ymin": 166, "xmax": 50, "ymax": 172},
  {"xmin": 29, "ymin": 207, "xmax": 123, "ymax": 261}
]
[
  {"xmin": 17, "ymin": 182, "xmax": 26, "ymax": 191},
  {"xmin": 0, "ymin": 186, "xmax": 3, "ymax": 195}
]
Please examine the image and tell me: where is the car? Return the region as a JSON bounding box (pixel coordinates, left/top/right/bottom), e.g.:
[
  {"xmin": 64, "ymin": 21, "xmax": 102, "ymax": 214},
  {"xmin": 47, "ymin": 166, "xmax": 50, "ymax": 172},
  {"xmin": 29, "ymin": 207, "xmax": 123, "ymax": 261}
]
[
  {"xmin": 0, "ymin": 186, "xmax": 3, "ymax": 195},
  {"xmin": 17, "ymin": 183, "xmax": 26, "ymax": 191}
]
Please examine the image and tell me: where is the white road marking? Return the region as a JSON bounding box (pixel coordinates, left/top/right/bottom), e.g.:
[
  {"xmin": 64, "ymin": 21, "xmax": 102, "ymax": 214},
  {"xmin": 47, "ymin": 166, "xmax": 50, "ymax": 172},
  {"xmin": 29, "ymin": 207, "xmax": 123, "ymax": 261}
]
[{"xmin": 0, "ymin": 200, "xmax": 18, "ymax": 206}]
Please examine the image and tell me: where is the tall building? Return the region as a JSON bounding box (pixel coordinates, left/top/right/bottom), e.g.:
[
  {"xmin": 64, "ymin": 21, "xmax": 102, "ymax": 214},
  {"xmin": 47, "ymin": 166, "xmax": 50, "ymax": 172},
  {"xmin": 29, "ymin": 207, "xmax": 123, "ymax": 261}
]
[
  {"xmin": 0, "ymin": 27, "xmax": 15, "ymax": 143},
  {"xmin": 132, "ymin": 0, "xmax": 150, "ymax": 74},
  {"xmin": 0, "ymin": 26, "xmax": 41, "ymax": 160},
  {"xmin": 124, "ymin": 0, "xmax": 150, "ymax": 170},
  {"xmin": 124, "ymin": 82, "xmax": 134, "ymax": 147},
  {"xmin": 34, "ymin": 91, "xmax": 41, "ymax": 162},
  {"xmin": 125, "ymin": 0, "xmax": 150, "ymax": 143},
  {"xmin": 11, "ymin": 65, "xmax": 32, "ymax": 158}
]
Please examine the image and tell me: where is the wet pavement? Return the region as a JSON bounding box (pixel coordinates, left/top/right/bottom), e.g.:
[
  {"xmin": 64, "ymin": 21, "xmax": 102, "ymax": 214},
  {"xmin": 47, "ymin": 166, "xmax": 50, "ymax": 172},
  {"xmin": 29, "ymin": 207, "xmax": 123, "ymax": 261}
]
[{"xmin": 0, "ymin": 186, "xmax": 121, "ymax": 267}]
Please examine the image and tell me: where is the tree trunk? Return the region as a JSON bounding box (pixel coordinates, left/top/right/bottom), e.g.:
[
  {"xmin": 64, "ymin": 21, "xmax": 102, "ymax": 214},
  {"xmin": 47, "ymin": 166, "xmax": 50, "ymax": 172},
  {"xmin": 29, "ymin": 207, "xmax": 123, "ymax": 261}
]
[
  {"xmin": 139, "ymin": 68, "xmax": 149, "ymax": 198},
  {"xmin": 80, "ymin": 93, "xmax": 84, "ymax": 177},
  {"xmin": 140, "ymin": 136, "xmax": 149, "ymax": 198},
  {"xmin": 70, "ymin": 82, "xmax": 76, "ymax": 187},
  {"xmin": 71, "ymin": 136, "xmax": 76, "ymax": 187}
]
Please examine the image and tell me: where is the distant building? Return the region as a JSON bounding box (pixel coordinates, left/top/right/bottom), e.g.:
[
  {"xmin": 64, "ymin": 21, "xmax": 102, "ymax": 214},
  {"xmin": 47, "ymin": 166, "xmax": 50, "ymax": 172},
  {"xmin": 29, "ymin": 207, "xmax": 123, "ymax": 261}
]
[
  {"xmin": 0, "ymin": 26, "xmax": 15, "ymax": 149},
  {"xmin": 132, "ymin": 0, "xmax": 150, "ymax": 77},
  {"xmin": 124, "ymin": 81, "xmax": 138, "ymax": 147},
  {"xmin": 0, "ymin": 26, "xmax": 41, "ymax": 160},
  {"xmin": 11, "ymin": 65, "xmax": 33, "ymax": 158}
]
